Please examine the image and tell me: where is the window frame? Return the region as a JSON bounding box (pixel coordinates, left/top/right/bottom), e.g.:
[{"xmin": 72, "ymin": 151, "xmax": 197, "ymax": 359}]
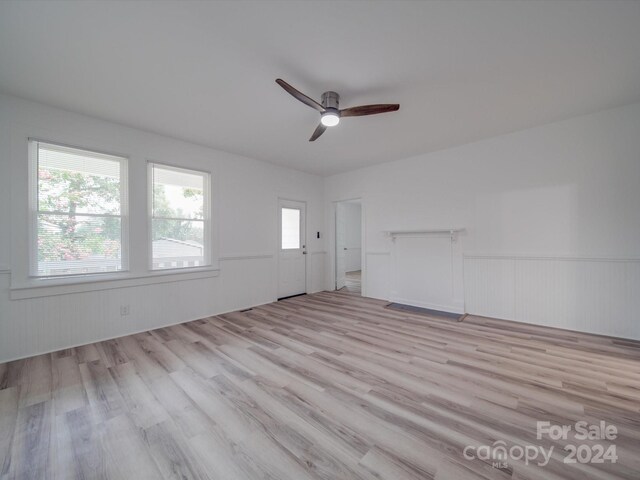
[
  {"xmin": 28, "ymin": 138, "xmax": 130, "ymax": 279},
  {"xmin": 147, "ymin": 161, "xmax": 212, "ymax": 272}
]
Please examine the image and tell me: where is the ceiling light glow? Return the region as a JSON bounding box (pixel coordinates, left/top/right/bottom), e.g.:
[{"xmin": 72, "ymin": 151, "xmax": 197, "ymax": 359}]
[{"xmin": 321, "ymin": 111, "xmax": 340, "ymax": 127}]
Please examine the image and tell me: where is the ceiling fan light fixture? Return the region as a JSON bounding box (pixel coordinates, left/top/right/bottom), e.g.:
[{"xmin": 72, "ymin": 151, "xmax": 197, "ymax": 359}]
[
  {"xmin": 321, "ymin": 110, "xmax": 340, "ymax": 127},
  {"xmin": 275, "ymin": 79, "xmax": 399, "ymax": 141}
]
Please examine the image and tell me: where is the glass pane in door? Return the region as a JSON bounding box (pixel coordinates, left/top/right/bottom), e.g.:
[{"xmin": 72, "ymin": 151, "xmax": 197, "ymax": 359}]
[{"xmin": 281, "ymin": 207, "xmax": 300, "ymax": 249}]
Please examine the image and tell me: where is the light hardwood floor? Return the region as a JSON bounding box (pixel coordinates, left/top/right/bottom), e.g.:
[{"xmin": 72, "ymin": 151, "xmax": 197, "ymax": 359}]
[
  {"xmin": 343, "ymin": 270, "xmax": 362, "ymax": 294},
  {"xmin": 1, "ymin": 290, "xmax": 639, "ymax": 479}
]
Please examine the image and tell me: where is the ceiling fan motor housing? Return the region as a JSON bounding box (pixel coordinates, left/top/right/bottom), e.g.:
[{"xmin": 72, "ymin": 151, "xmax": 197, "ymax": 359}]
[{"xmin": 321, "ymin": 91, "xmax": 340, "ymax": 111}]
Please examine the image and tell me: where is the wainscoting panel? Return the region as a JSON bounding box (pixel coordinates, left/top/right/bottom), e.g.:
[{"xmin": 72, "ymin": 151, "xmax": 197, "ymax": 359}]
[
  {"xmin": 0, "ymin": 271, "xmax": 221, "ymax": 363},
  {"xmin": 219, "ymin": 255, "xmax": 276, "ymax": 312},
  {"xmin": 0, "ymin": 255, "xmax": 279, "ymax": 363},
  {"xmin": 309, "ymin": 251, "xmax": 327, "ymax": 294},
  {"xmin": 462, "ymin": 256, "xmax": 516, "ymax": 320},
  {"xmin": 464, "ymin": 255, "xmax": 640, "ymax": 340},
  {"xmin": 364, "ymin": 251, "xmax": 391, "ymax": 301}
]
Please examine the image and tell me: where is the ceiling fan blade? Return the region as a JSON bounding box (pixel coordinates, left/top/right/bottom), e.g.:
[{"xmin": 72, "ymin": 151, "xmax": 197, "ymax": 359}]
[
  {"xmin": 276, "ymin": 78, "xmax": 325, "ymax": 113},
  {"xmin": 309, "ymin": 123, "xmax": 327, "ymax": 142},
  {"xmin": 340, "ymin": 104, "xmax": 400, "ymax": 117}
]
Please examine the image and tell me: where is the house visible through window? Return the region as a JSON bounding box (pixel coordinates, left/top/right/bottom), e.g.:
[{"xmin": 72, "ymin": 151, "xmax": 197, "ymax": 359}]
[
  {"xmin": 150, "ymin": 163, "xmax": 210, "ymax": 270},
  {"xmin": 32, "ymin": 141, "xmax": 127, "ymax": 276}
]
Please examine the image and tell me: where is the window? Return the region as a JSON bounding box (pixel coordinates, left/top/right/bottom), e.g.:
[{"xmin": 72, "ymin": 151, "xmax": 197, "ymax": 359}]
[
  {"xmin": 281, "ymin": 207, "xmax": 301, "ymax": 249},
  {"xmin": 150, "ymin": 163, "xmax": 210, "ymax": 270},
  {"xmin": 31, "ymin": 141, "xmax": 127, "ymax": 277}
]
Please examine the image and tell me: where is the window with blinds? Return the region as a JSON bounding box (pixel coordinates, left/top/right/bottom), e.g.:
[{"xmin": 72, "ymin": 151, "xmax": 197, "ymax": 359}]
[
  {"xmin": 149, "ymin": 163, "xmax": 210, "ymax": 270},
  {"xmin": 32, "ymin": 141, "xmax": 128, "ymax": 277}
]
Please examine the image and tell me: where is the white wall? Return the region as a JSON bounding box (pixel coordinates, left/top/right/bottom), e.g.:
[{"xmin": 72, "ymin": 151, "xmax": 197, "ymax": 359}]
[
  {"xmin": 0, "ymin": 94, "xmax": 325, "ymax": 363},
  {"xmin": 344, "ymin": 202, "xmax": 362, "ymax": 272},
  {"xmin": 325, "ymin": 102, "xmax": 640, "ymax": 339},
  {"xmin": 1, "ymin": 95, "xmax": 639, "ymax": 363}
]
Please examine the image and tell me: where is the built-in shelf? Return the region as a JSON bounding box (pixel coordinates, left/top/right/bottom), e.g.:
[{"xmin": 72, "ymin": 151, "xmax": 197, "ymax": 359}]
[{"xmin": 384, "ymin": 228, "xmax": 465, "ymax": 241}]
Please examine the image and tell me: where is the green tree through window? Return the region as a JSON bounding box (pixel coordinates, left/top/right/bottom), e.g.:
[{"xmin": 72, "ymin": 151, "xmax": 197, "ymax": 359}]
[{"xmin": 35, "ymin": 141, "xmax": 125, "ymax": 275}]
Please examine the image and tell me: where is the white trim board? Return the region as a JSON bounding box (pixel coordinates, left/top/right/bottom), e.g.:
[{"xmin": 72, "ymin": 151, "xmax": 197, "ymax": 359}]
[
  {"xmin": 10, "ymin": 268, "xmax": 220, "ymax": 300},
  {"xmin": 388, "ymin": 296, "xmax": 464, "ymax": 315},
  {"xmin": 465, "ymin": 253, "xmax": 640, "ymax": 262},
  {"xmin": 220, "ymin": 253, "xmax": 274, "ymax": 261}
]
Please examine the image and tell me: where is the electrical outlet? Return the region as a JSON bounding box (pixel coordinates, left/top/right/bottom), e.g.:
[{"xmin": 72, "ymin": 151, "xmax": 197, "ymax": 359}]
[{"xmin": 120, "ymin": 305, "xmax": 130, "ymax": 316}]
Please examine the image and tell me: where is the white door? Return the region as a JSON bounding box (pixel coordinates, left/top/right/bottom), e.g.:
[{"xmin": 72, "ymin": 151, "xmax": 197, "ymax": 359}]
[
  {"xmin": 278, "ymin": 199, "xmax": 307, "ymax": 299},
  {"xmin": 335, "ymin": 202, "xmax": 347, "ymax": 289}
]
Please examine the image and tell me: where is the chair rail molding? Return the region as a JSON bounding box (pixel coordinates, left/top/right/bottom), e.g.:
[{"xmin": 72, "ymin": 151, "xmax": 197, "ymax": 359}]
[{"xmin": 219, "ymin": 253, "xmax": 274, "ymax": 261}]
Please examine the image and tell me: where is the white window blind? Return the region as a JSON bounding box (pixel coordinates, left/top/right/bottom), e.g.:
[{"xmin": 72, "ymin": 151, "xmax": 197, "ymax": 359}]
[
  {"xmin": 32, "ymin": 141, "xmax": 127, "ymax": 277},
  {"xmin": 150, "ymin": 163, "xmax": 210, "ymax": 270}
]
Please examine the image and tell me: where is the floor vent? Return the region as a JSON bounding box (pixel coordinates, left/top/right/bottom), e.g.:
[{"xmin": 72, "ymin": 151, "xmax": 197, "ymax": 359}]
[
  {"xmin": 385, "ymin": 303, "xmax": 465, "ymax": 322},
  {"xmin": 239, "ymin": 308, "xmax": 253, "ymax": 313}
]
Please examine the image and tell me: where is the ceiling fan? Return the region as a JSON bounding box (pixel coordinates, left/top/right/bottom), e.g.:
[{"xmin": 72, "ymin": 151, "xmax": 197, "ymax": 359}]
[{"xmin": 275, "ymin": 78, "xmax": 400, "ymax": 141}]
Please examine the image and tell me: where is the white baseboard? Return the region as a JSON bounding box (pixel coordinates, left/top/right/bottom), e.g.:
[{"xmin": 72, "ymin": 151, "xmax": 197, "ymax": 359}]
[{"xmin": 389, "ymin": 296, "xmax": 465, "ymax": 315}]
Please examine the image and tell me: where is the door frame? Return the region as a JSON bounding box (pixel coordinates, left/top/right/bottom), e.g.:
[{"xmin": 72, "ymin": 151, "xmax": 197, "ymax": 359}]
[
  {"xmin": 277, "ymin": 197, "xmax": 307, "ymax": 299},
  {"xmin": 332, "ymin": 197, "xmax": 365, "ymax": 295}
]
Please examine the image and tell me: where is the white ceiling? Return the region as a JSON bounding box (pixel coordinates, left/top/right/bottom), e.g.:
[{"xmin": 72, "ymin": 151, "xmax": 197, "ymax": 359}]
[{"xmin": 1, "ymin": 1, "xmax": 640, "ymax": 176}]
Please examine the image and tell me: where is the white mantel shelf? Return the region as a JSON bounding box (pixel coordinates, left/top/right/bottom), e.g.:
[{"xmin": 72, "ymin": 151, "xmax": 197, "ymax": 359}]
[{"xmin": 384, "ymin": 228, "xmax": 465, "ymax": 241}]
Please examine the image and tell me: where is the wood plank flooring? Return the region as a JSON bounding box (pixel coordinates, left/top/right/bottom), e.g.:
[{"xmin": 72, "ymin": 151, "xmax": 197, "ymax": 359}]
[
  {"xmin": 1, "ymin": 290, "xmax": 639, "ymax": 479},
  {"xmin": 343, "ymin": 270, "xmax": 362, "ymax": 294}
]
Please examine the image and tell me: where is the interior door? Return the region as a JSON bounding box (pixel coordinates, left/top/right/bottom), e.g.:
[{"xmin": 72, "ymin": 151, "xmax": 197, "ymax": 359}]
[
  {"xmin": 335, "ymin": 202, "xmax": 347, "ymax": 289},
  {"xmin": 278, "ymin": 199, "xmax": 307, "ymax": 299}
]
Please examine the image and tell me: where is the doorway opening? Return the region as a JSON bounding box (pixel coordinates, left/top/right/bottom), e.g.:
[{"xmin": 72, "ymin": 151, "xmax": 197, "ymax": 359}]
[{"xmin": 335, "ymin": 199, "xmax": 362, "ymax": 295}]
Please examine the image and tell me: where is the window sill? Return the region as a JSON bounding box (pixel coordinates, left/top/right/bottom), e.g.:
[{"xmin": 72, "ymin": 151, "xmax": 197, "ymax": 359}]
[{"xmin": 10, "ymin": 267, "xmax": 220, "ymax": 300}]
